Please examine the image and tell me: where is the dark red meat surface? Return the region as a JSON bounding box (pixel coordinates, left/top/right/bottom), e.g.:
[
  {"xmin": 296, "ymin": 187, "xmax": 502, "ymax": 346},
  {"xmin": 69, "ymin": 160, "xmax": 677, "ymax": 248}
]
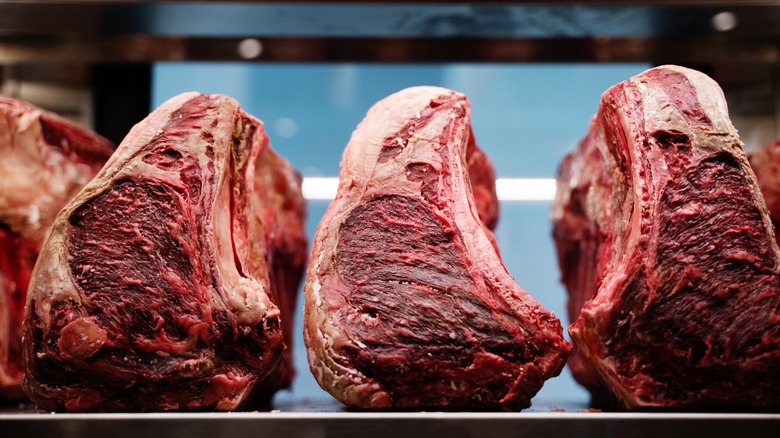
[
  {"xmin": 552, "ymin": 65, "xmax": 780, "ymax": 410},
  {"xmin": 304, "ymin": 86, "xmax": 569, "ymax": 410},
  {"xmin": 22, "ymin": 93, "xmax": 306, "ymax": 411}
]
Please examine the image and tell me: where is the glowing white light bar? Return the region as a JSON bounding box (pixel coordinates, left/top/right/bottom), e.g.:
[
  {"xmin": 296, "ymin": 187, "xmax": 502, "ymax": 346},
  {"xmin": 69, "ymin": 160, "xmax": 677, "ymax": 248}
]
[
  {"xmin": 302, "ymin": 177, "xmax": 339, "ymax": 200},
  {"xmin": 495, "ymin": 178, "xmax": 557, "ymax": 201},
  {"xmin": 302, "ymin": 177, "xmax": 557, "ymax": 201}
]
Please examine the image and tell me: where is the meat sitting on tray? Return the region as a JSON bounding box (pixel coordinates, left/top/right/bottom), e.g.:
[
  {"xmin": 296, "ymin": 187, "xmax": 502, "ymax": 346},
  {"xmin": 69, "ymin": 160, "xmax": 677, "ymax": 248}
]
[
  {"xmin": 304, "ymin": 86, "xmax": 570, "ymax": 410},
  {"xmin": 22, "ymin": 93, "xmax": 307, "ymax": 411},
  {"xmin": 552, "ymin": 65, "xmax": 780, "ymax": 410},
  {"xmin": 0, "ymin": 96, "xmax": 113, "ymax": 402}
]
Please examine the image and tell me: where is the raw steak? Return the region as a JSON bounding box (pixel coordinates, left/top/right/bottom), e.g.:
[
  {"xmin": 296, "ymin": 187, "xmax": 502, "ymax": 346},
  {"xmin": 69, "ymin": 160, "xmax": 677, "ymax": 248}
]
[
  {"xmin": 749, "ymin": 139, "xmax": 780, "ymax": 246},
  {"xmin": 552, "ymin": 65, "xmax": 780, "ymax": 410},
  {"xmin": 304, "ymin": 86, "xmax": 570, "ymax": 410},
  {"xmin": 22, "ymin": 93, "xmax": 307, "ymax": 411},
  {"xmin": 0, "ymin": 96, "xmax": 113, "ymax": 401}
]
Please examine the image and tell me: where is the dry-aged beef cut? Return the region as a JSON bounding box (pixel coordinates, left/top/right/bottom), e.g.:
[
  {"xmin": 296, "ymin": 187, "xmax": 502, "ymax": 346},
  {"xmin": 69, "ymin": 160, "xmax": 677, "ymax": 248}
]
[
  {"xmin": 0, "ymin": 97, "xmax": 113, "ymax": 401},
  {"xmin": 22, "ymin": 93, "xmax": 307, "ymax": 411},
  {"xmin": 749, "ymin": 139, "xmax": 780, "ymax": 246},
  {"xmin": 552, "ymin": 65, "xmax": 780, "ymax": 410},
  {"xmin": 304, "ymin": 86, "xmax": 570, "ymax": 410}
]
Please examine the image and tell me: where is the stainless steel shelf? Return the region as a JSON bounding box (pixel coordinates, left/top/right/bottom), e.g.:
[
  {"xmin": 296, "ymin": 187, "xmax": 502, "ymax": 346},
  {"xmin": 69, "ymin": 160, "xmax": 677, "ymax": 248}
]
[{"xmin": 1, "ymin": 401, "xmax": 779, "ymax": 438}]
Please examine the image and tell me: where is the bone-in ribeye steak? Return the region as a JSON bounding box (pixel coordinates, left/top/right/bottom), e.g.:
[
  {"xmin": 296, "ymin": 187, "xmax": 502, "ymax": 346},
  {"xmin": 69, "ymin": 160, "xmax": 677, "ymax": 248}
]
[
  {"xmin": 22, "ymin": 93, "xmax": 307, "ymax": 411},
  {"xmin": 304, "ymin": 86, "xmax": 570, "ymax": 410},
  {"xmin": 552, "ymin": 65, "xmax": 780, "ymax": 409},
  {"xmin": 0, "ymin": 97, "xmax": 113, "ymax": 402}
]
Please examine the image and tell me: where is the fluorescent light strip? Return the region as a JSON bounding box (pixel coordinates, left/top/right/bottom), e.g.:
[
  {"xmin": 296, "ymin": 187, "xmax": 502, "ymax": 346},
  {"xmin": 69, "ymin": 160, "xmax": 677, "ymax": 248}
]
[
  {"xmin": 301, "ymin": 177, "xmax": 340, "ymax": 200},
  {"xmin": 302, "ymin": 177, "xmax": 556, "ymax": 201},
  {"xmin": 495, "ymin": 178, "xmax": 557, "ymax": 201}
]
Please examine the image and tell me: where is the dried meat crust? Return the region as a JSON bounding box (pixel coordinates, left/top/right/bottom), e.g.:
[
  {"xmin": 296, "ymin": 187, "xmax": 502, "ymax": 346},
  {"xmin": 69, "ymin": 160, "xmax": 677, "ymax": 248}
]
[
  {"xmin": 22, "ymin": 93, "xmax": 305, "ymax": 411},
  {"xmin": 553, "ymin": 65, "xmax": 780, "ymax": 410},
  {"xmin": 305, "ymin": 86, "xmax": 569, "ymax": 410}
]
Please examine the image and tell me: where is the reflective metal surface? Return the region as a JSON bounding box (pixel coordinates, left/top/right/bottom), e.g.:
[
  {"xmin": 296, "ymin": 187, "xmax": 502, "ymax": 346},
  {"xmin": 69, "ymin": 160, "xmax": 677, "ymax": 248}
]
[
  {"xmin": 1, "ymin": 399, "xmax": 779, "ymax": 438},
  {"xmin": 0, "ymin": 2, "xmax": 779, "ymax": 63}
]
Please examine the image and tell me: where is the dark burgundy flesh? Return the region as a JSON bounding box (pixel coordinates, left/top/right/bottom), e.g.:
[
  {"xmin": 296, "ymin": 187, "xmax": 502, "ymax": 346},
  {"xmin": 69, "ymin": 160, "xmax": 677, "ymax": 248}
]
[
  {"xmin": 24, "ymin": 94, "xmax": 287, "ymax": 411},
  {"xmin": 24, "ymin": 178, "xmax": 244, "ymax": 411},
  {"xmin": 598, "ymin": 149, "xmax": 780, "ymax": 408},
  {"xmin": 38, "ymin": 116, "xmax": 115, "ymax": 166},
  {"xmin": 0, "ymin": 227, "xmax": 37, "ymax": 399},
  {"xmin": 555, "ymin": 67, "xmax": 780, "ymax": 410},
  {"xmin": 335, "ymin": 195, "xmax": 542, "ymax": 408},
  {"xmin": 67, "ymin": 180, "xmax": 209, "ymax": 359}
]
